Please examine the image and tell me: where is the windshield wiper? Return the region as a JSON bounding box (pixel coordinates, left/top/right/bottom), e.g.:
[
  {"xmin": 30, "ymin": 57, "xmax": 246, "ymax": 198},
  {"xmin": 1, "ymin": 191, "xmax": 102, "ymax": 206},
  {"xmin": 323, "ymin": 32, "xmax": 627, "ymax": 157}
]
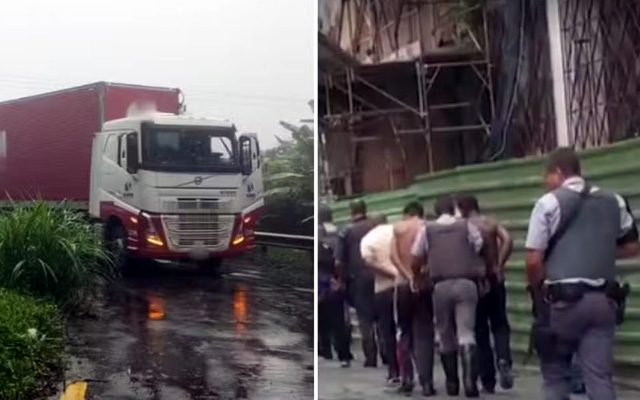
[{"xmin": 219, "ymin": 137, "xmax": 233, "ymax": 158}]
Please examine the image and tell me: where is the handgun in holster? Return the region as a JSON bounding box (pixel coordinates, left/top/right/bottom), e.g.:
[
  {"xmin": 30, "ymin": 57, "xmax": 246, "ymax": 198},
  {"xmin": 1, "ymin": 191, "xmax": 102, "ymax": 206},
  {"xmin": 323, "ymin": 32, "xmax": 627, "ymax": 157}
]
[{"xmin": 605, "ymin": 281, "xmax": 630, "ymax": 325}]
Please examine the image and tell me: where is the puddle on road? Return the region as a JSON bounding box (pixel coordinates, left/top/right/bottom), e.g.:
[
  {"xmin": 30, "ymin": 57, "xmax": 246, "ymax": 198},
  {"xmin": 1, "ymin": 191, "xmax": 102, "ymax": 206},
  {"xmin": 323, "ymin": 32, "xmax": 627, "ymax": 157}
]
[
  {"xmin": 254, "ymin": 355, "xmax": 314, "ymax": 400},
  {"xmin": 59, "ymin": 267, "xmax": 312, "ymax": 399},
  {"xmin": 233, "ymin": 283, "xmax": 250, "ymax": 334},
  {"xmin": 147, "ymin": 295, "xmax": 166, "ymax": 321}
]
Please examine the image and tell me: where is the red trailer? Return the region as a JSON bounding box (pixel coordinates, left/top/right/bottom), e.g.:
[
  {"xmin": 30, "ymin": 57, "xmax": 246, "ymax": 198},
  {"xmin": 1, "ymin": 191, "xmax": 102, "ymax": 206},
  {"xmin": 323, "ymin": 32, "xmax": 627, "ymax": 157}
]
[{"xmin": 0, "ymin": 82, "xmax": 181, "ymax": 203}]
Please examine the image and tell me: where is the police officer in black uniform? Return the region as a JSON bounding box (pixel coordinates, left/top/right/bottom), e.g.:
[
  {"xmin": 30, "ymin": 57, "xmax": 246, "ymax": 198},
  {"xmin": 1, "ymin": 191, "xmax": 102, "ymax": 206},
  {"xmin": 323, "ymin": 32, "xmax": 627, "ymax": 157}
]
[
  {"xmin": 336, "ymin": 200, "xmax": 380, "ymax": 367},
  {"xmin": 318, "ymin": 204, "xmax": 351, "ymax": 367}
]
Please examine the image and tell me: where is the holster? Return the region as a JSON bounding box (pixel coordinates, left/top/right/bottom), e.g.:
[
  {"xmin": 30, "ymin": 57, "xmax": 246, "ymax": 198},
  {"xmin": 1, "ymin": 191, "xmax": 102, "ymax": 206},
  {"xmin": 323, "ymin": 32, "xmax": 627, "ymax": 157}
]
[
  {"xmin": 546, "ymin": 281, "xmax": 630, "ymax": 326},
  {"xmin": 605, "ymin": 281, "xmax": 630, "ymax": 325},
  {"xmin": 546, "ymin": 283, "xmax": 593, "ymax": 303}
]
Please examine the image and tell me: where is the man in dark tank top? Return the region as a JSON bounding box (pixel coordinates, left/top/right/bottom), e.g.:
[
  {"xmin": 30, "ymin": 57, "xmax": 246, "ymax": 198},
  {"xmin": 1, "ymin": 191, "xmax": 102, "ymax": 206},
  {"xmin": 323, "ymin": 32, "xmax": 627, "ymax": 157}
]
[{"xmin": 457, "ymin": 194, "xmax": 514, "ymax": 393}]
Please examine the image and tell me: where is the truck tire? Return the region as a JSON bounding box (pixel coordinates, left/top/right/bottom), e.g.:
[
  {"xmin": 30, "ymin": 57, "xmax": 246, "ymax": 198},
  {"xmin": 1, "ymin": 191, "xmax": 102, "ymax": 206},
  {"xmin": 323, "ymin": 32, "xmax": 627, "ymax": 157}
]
[
  {"xmin": 107, "ymin": 224, "xmax": 129, "ymax": 271},
  {"xmin": 199, "ymin": 258, "xmax": 223, "ymax": 277}
]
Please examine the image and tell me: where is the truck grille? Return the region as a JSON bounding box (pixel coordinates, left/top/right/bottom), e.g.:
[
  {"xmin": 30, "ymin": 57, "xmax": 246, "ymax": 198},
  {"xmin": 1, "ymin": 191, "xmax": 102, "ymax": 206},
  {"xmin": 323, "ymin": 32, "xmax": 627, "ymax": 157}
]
[
  {"xmin": 162, "ymin": 214, "xmax": 235, "ymax": 250},
  {"xmin": 163, "ymin": 198, "xmax": 234, "ymax": 214}
]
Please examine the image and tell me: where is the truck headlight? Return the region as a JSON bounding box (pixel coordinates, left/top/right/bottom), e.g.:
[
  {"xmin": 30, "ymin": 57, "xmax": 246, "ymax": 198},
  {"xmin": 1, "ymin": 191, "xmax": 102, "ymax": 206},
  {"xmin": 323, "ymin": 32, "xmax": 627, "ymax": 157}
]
[
  {"xmin": 146, "ymin": 234, "xmax": 164, "ymax": 247},
  {"xmin": 142, "ymin": 213, "xmax": 164, "ymax": 247},
  {"xmin": 232, "ymin": 235, "xmax": 245, "ymax": 246}
]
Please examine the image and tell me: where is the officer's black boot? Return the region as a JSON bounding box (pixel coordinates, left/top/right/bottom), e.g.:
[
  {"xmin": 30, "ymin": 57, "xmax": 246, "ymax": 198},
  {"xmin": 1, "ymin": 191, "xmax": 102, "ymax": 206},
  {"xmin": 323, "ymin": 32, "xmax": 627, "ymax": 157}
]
[
  {"xmin": 420, "ymin": 382, "xmax": 436, "ymax": 397},
  {"xmin": 440, "ymin": 352, "xmax": 459, "ymax": 396},
  {"xmin": 497, "ymin": 359, "xmax": 514, "ymax": 390},
  {"xmin": 460, "ymin": 345, "xmax": 479, "ymax": 398}
]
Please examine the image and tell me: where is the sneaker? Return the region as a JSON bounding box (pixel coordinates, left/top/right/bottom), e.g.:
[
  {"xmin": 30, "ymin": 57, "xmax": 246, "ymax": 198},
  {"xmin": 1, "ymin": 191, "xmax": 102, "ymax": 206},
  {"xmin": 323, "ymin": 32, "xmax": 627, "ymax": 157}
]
[
  {"xmin": 385, "ymin": 377, "xmax": 401, "ymax": 388},
  {"xmin": 498, "ymin": 359, "xmax": 514, "ymax": 390},
  {"xmin": 340, "ymin": 360, "xmax": 351, "ymax": 368}
]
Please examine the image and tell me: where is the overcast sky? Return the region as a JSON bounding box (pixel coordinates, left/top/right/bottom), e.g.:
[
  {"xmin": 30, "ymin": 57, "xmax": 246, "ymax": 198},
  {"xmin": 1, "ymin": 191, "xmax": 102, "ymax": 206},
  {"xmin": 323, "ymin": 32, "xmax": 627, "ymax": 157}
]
[{"xmin": 0, "ymin": 0, "xmax": 313, "ymax": 149}]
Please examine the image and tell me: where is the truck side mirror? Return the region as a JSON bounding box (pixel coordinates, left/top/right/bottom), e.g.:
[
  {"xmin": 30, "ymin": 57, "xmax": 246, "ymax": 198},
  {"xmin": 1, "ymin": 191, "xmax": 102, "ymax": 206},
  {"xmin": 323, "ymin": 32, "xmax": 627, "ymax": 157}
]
[
  {"xmin": 126, "ymin": 133, "xmax": 139, "ymax": 174},
  {"xmin": 240, "ymin": 137, "xmax": 252, "ymax": 175}
]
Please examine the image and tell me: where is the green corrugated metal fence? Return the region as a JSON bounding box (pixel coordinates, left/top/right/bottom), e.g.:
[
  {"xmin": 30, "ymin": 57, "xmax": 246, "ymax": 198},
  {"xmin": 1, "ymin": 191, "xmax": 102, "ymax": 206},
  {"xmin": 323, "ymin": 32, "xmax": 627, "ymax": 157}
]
[{"xmin": 331, "ymin": 138, "xmax": 640, "ymax": 368}]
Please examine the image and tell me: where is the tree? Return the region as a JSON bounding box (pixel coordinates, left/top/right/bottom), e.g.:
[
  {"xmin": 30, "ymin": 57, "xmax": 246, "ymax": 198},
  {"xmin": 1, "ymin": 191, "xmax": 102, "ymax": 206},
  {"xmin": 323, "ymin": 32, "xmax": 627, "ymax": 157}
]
[
  {"xmin": 264, "ymin": 122, "xmax": 313, "ymax": 201},
  {"xmin": 260, "ymin": 104, "xmax": 314, "ymax": 234}
]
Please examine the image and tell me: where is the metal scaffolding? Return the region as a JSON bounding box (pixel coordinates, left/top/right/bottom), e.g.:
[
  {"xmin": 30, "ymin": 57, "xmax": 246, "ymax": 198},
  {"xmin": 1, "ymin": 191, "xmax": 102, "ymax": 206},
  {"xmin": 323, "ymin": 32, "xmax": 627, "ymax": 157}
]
[
  {"xmin": 320, "ymin": 0, "xmax": 495, "ymax": 195},
  {"xmin": 320, "ymin": 0, "xmax": 640, "ymax": 197}
]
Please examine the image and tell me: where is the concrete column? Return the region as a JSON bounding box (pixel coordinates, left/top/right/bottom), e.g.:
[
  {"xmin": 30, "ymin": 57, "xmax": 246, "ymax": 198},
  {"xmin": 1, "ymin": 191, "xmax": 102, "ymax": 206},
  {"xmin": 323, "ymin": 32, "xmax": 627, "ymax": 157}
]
[{"xmin": 546, "ymin": 0, "xmax": 571, "ymax": 147}]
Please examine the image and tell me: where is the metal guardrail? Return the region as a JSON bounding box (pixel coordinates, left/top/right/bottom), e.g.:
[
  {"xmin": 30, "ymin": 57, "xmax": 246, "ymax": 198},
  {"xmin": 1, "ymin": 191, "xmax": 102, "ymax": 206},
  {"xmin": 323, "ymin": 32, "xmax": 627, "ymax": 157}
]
[{"xmin": 254, "ymin": 231, "xmax": 314, "ymax": 251}]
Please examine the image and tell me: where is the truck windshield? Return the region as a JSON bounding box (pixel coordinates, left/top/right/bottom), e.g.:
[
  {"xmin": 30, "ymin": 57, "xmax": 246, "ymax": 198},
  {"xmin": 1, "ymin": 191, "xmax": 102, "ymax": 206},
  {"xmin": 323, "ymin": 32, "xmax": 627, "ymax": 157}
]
[{"xmin": 141, "ymin": 125, "xmax": 239, "ymax": 173}]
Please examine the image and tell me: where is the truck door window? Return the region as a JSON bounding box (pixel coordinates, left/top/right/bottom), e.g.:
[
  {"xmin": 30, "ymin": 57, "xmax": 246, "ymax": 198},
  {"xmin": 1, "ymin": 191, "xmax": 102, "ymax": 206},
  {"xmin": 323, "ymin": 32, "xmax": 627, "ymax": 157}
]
[
  {"xmin": 241, "ymin": 138, "xmax": 252, "ymax": 174},
  {"xmin": 126, "ymin": 133, "xmax": 139, "ymax": 173},
  {"xmin": 119, "ymin": 135, "xmax": 126, "ymax": 167},
  {"xmin": 250, "ymin": 137, "xmax": 259, "ymax": 170},
  {"xmin": 118, "ymin": 132, "xmax": 137, "ymax": 170},
  {"xmin": 104, "ymin": 134, "xmax": 118, "ymax": 163}
]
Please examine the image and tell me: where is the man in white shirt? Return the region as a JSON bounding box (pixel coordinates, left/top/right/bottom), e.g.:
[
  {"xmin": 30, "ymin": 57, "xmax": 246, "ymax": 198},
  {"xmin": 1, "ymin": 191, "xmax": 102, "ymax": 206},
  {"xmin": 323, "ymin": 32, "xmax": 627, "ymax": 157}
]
[{"xmin": 360, "ymin": 215, "xmax": 406, "ymax": 386}]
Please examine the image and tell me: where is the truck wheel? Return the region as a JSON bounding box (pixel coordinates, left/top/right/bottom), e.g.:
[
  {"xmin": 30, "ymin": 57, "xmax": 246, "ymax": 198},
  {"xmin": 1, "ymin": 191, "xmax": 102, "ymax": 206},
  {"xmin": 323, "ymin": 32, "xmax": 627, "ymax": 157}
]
[
  {"xmin": 107, "ymin": 225, "xmax": 129, "ymax": 270},
  {"xmin": 199, "ymin": 258, "xmax": 223, "ymax": 277}
]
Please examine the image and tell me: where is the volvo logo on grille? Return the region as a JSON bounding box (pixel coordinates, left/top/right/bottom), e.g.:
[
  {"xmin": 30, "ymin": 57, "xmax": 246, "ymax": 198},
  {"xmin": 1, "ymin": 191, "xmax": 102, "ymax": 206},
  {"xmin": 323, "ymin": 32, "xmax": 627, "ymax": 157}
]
[{"xmin": 193, "ymin": 176, "xmax": 203, "ymax": 186}]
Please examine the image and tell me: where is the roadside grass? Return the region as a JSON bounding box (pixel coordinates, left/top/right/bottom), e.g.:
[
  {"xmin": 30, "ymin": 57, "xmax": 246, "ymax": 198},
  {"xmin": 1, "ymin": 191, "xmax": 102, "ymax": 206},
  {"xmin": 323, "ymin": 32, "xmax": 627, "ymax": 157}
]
[
  {"xmin": 0, "ymin": 289, "xmax": 64, "ymax": 400},
  {"xmin": 0, "ymin": 201, "xmax": 116, "ymax": 311},
  {"xmin": 242, "ymin": 247, "xmax": 313, "ymax": 289},
  {"xmin": 0, "ymin": 201, "xmax": 117, "ymax": 399}
]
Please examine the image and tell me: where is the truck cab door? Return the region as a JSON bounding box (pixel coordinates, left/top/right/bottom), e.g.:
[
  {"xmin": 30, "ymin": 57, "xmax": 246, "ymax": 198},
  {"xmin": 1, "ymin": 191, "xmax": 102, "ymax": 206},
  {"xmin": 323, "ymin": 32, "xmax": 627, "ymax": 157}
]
[
  {"xmin": 89, "ymin": 131, "xmax": 138, "ymax": 215},
  {"xmin": 116, "ymin": 132, "xmax": 139, "ymax": 202},
  {"xmin": 239, "ymin": 134, "xmax": 264, "ymax": 208}
]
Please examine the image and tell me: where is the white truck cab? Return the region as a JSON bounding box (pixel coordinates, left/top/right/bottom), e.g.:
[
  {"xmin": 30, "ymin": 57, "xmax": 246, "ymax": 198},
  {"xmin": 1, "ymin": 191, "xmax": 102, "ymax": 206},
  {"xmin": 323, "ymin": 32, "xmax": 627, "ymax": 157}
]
[{"xmin": 89, "ymin": 112, "xmax": 264, "ymax": 270}]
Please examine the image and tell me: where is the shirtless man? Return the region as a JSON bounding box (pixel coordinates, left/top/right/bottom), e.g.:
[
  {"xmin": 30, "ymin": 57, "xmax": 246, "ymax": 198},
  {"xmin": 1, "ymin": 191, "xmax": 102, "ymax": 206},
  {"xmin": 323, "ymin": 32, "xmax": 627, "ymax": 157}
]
[
  {"xmin": 390, "ymin": 201, "xmax": 436, "ymax": 396},
  {"xmin": 456, "ymin": 194, "xmax": 514, "ymax": 393}
]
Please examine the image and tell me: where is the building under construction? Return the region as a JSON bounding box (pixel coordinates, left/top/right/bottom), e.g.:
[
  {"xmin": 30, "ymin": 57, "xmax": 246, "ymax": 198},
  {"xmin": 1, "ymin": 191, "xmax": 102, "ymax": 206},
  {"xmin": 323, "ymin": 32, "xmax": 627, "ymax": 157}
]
[{"xmin": 319, "ymin": 0, "xmax": 640, "ymax": 197}]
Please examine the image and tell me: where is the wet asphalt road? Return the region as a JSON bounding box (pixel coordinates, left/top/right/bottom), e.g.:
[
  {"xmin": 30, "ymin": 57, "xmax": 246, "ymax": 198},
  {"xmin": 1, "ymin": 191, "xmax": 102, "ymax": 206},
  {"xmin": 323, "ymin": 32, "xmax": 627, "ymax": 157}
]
[{"xmin": 57, "ymin": 262, "xmax": 314, "ymax": 400}]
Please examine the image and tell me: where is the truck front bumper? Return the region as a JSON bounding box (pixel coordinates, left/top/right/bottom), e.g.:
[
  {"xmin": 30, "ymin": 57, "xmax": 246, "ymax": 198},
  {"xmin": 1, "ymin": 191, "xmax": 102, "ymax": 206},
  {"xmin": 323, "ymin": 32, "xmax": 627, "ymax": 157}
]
[
  {"xmin": 126, "ymin": 211, "xmax": 257, "ymax": 261},
  {"xmin": 132, "ymin": 243, "xmax": 255, "ymax": 261}
]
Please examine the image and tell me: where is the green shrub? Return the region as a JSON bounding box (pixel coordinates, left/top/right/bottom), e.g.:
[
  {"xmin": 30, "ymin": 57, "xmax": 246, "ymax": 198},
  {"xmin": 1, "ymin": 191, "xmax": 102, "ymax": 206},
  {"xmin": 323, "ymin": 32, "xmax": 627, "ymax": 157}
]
[
  {"xmin": 0, "ymin": 202, "xmax": 115, "ymax": 309},
  {"xmin": 0, "ymin": 289, "xmax": 64, "ymax": 400}
]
